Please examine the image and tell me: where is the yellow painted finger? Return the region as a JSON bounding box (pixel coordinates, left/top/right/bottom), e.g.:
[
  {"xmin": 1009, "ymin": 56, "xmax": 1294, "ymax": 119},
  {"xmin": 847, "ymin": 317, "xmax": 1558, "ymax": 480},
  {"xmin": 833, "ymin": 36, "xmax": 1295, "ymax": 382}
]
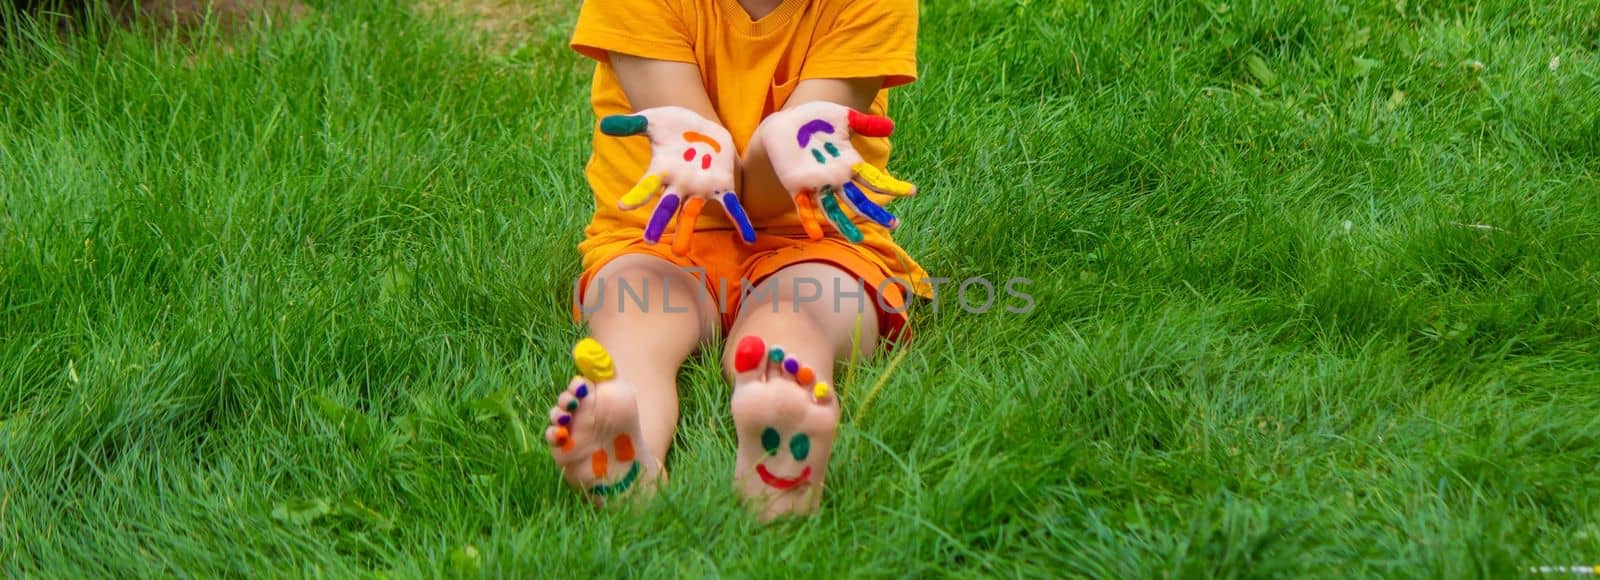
[
  {"xmin": 793, "ymin": 191, "xmax": 825, "ymax": 241},
  {"xmin": 573, "ymin": 338, "xmax": 615, "ymax": 383},
  {"xmin": 672, "ymin": 197, "xmax": 705, "ymax": 256},
  {"xmin": 618, "ymin": 174, "xmax": 664, "ymax": 209},
  {"xmin": 852, "ymin": 163, "xmax": 917, "ymax": 197}
]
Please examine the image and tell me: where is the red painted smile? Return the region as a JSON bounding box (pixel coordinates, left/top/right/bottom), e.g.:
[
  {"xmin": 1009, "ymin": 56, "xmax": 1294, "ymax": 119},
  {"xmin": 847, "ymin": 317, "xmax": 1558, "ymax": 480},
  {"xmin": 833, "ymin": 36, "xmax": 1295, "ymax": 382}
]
[{"xmin": 756, "ymin": 464, "xmax": 811, "ymax": 490}]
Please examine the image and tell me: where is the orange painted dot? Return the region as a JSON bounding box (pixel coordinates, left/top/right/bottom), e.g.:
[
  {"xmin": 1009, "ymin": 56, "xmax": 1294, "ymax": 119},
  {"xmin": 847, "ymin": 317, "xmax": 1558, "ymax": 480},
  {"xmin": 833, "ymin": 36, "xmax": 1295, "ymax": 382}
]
[
  {"xmin": 795, "ymin": 367, "xmax": 815, "ymax": 385},
  {"xmin": 591, "ymin": 449, "xmax": 609, "ymax": 479},
  {"xmin": 613, "ymin": 433, "xmax": 636, "ymax": 463}
]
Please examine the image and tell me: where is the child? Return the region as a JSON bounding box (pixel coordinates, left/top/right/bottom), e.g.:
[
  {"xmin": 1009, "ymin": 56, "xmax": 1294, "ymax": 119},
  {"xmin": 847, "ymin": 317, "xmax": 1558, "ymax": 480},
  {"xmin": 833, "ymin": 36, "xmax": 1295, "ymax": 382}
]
[{"xmin": 545, "ymin": 0, "xmax": 927, "ymax": 519}]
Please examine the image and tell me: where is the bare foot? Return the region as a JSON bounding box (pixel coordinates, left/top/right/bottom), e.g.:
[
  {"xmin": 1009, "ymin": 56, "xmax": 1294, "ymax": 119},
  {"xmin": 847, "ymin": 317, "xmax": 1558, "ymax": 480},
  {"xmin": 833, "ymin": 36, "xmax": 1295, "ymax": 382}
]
[
  {"xmin": 729, "ymin": 338, "xmax": 840, "ymax": 520},
  {"xmin": 543, "ymin": 338, "xmax": 661, "ymax": 506}
]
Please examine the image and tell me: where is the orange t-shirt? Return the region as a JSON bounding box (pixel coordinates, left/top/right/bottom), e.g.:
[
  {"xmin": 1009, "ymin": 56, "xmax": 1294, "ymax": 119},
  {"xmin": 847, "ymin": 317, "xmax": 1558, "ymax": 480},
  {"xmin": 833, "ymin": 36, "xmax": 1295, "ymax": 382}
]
[{"xmin": 569, "ymin": 0, "xmax": 928, "ymax": 292}]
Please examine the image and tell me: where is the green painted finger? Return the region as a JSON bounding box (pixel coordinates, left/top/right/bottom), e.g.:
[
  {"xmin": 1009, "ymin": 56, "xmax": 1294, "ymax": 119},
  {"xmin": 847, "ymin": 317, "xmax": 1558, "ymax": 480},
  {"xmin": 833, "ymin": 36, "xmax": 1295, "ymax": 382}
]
[
  {"xmin": 818, "ymin": 186, "xmax": 863, "ymax": 244},
  {"xmin": 600, "ymin": 115, "xmax": 648, "ymax": 136}
]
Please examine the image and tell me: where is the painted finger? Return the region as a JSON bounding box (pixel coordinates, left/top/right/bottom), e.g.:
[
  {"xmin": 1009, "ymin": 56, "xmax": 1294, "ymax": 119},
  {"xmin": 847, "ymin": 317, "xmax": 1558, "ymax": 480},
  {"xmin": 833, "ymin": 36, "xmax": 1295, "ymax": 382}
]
[
  {"xmin": 720, "ymin": 191, "xmax": 758, "ymax": 243},
  {"xmin": 846, "ymin": 110, "xmax": 895, "ymax": 137},
  {"xmin": 672, "ymin": 197, "xmax": 706, "ymax": 256},
  {"xmin": 817, "ymin": 186, "xmax": 864, "ymax": 244},
  {"xmin": 852, "ymin": 163, "xmax": 916, "ymax": 197},
  {"xmin": 840, "ymin": 182, "xmax": 899, "ymax": 229},
  {"xmin": 792, "ymin": 191, "xmax": 825, "ymax": 241},
  {"xmin": 599, "ymin": 115, "xmax": 648, "ymax": 136},
  {"xmin": 618, "ymin": 174, "xmax": 664, "ymax": 210},
  {"xmin": 642, "ymin": 192, "xmax": 681, "ymax": 245}
]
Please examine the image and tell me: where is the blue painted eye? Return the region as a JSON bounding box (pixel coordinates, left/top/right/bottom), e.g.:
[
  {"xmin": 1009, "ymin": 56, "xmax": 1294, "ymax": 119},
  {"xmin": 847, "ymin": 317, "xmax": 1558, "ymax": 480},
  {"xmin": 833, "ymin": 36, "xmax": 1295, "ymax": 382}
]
[
  {"xmin": 824, "ymin": 143, "xmax": 840, "ymax": 158},
  {"xmin": 811, "ymin": 148, "xmax": 827, "ymax": 164},
  {"xmin": 790, "ymin": 433, "xmax": 811, "ymax": 461},
  {"xmin": 761, "ymin": 427, "xmax": 780, "ymax": 455}
]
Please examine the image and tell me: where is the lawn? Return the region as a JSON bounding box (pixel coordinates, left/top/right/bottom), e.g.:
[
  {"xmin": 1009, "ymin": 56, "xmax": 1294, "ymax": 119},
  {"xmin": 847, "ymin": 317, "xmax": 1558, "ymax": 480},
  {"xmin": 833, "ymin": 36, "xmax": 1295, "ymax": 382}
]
[{"xmin": 2, "ymin": 0, "xmax": 1599, "ymax": 576}]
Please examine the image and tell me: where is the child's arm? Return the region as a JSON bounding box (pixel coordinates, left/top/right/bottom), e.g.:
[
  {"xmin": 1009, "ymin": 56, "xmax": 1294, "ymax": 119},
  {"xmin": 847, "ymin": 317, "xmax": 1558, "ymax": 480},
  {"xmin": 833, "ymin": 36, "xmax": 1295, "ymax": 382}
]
[
  {"xmin": 781, "ymin": 78, "xmax": 882, "ymax": 112},
  {"xmin": 609, "ymin": 55, "xmax": 720, "ymax": 123},
  {"xmin": 598, "ymin": 54, "xmax": 758, "ymax": 251},
  {"xmin": 744, "ymin": 0, "xmax": 919, "ymax": 242}
]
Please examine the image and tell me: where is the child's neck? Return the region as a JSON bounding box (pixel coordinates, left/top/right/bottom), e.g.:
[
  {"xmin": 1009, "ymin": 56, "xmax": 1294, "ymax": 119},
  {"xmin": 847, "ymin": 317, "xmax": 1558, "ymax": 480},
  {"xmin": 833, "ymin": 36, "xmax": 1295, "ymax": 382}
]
[{"xmin": 738, "ymin": 0, "xmax": 784, "ymax": 20}]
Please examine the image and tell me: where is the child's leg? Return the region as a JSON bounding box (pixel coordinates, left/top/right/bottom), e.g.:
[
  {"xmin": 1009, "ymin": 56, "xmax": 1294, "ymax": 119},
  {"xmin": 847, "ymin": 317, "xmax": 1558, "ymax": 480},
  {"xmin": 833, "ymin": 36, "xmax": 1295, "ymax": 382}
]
[
  {"xmin": 723, "ymin": 262, "xmax": 881, "ymax": 519},
  {"xmin": 544, "ymin": 253, "xmax": 716, "ymax": 505}
]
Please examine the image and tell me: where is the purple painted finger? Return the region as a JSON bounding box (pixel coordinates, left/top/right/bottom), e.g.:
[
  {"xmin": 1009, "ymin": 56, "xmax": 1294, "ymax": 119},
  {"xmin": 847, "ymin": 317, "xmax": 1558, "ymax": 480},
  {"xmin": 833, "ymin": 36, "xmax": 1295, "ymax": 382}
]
[{"xmin": 643, "ymin": 193, "xmax": 681, "ymax": 244}]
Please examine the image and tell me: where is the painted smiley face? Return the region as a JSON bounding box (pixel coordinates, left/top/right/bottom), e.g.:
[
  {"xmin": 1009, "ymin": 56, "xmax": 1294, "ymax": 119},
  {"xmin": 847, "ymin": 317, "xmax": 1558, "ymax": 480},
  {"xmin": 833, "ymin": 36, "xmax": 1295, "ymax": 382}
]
[
  {"xmin": 680, "ymin": 131, "xmax": 723, "ymax": 171},
  {"xmin": 588, "ymin": 433, "xmax": 641, "ymax": 497},
  {"xmin": 795, "ymin": 120, "xmax": 843, "ymax": 166},
  {"xmin": 754, "ymin": 427, "xmax": 812, "ymax": 490}
]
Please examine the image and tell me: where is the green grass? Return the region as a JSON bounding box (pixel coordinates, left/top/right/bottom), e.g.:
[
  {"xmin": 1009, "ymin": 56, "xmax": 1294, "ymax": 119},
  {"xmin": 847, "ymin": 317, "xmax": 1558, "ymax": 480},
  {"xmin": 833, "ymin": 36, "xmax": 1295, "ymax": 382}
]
[{"xmin": 3, "ymin": 0, "xmax": 1599, "ymax": 575}]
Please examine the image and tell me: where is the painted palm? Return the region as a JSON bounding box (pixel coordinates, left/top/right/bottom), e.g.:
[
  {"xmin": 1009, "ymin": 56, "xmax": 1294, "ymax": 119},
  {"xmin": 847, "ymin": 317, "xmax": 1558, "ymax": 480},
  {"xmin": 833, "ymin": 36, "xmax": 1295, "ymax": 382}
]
[
  {"xmin": 755, "ymin": 101, "xmax": 918, "ymax": 243},
  {"xmin": 600, "ymin": 106, "xmax": 757, "ymax": 254}
]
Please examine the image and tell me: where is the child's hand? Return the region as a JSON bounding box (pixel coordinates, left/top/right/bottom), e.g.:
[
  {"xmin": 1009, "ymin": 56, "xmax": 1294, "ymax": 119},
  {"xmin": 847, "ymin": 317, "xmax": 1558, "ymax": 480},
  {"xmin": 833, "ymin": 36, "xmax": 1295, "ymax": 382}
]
[
  {"xmin": 754, "ymin": 101, "xmax": 917, "ymax": 244},
  {"xmin": 600, "ymin": 106, "xmax": 757, "ymax": 253}
]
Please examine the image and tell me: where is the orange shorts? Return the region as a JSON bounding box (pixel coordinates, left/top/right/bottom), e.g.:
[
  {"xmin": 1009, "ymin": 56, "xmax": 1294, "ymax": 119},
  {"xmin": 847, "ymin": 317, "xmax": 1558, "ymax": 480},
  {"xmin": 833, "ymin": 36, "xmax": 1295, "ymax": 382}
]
[{"xmin": 574, "ymin": 230, "xmax": 913, "ymax": 340}]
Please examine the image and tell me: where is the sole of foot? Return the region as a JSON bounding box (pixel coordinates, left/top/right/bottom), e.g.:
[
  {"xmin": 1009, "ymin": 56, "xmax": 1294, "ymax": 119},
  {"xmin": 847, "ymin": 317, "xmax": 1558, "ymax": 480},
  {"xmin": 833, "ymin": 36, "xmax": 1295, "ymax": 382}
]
[
  {"xmin": 730, "ymin": 338, "xmax": 840, "ymax": 520},
  {"xmin": 544, "ymin": 338, "xmax": 661, "ymax": 507}
]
